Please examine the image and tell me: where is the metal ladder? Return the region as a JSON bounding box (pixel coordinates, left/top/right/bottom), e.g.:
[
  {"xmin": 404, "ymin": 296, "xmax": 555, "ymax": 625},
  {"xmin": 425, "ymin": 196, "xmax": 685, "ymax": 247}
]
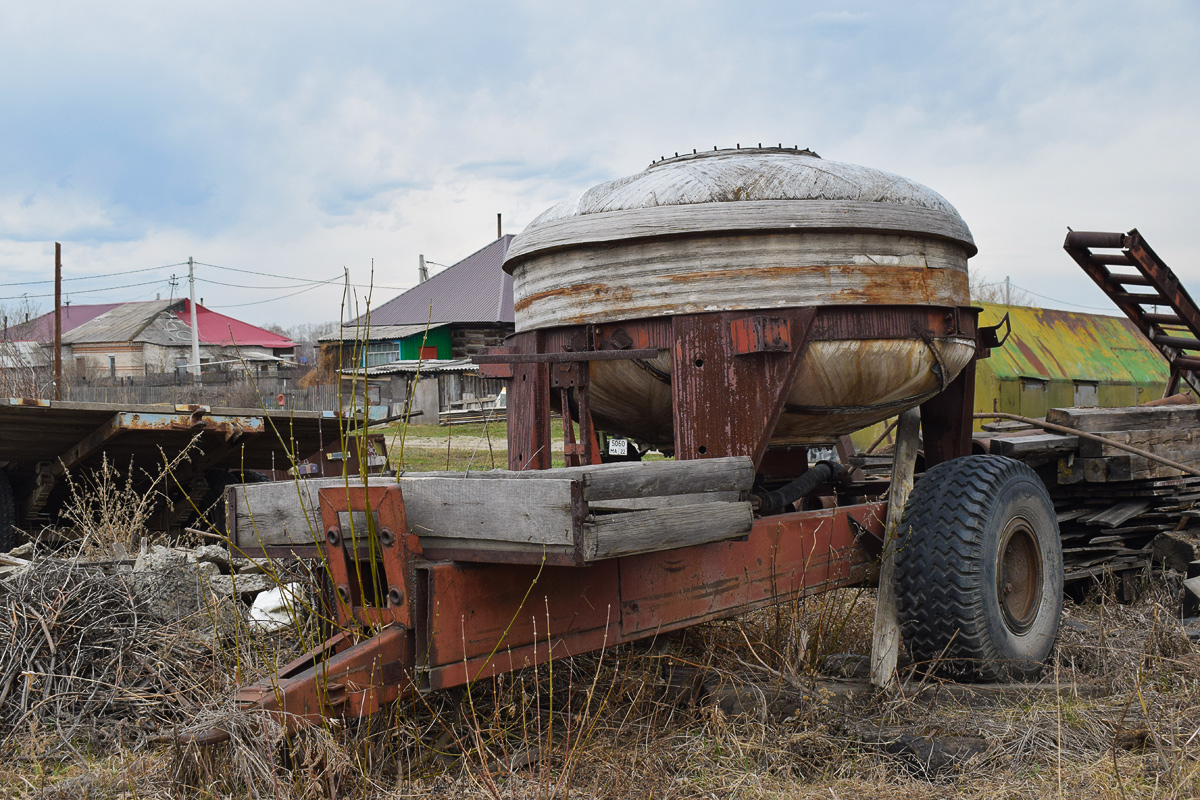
[{"xmin": 1064, "ymin": 229, "xmax": 1200, "ymax": 397}]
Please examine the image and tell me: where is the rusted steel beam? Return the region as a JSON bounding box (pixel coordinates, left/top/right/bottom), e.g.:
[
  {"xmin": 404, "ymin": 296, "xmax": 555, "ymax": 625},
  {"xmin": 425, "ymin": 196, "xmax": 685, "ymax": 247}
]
[
  {"xmin": 233, "ymin": 626, "xmax": 413, "ymax": 734},
  {"xmin": 1145, "ymin": 312, "xmax": 1184, "ymax": 325},
  {"xmin": 416, "ymin": 498, "xmax": 883, "ymax": 691},
  {"xmin": 808, "ymin": 305, "xmax": 974, "ymax": 341},
  {"xmin": 919, "ymin": 357, "xmax": 977, "ymax": 468},
  {"xmin": 119, "ymin": 409, "xmax": 264, "ymax": 434},
  {"xmin": 49, "ymin": 413, "xmax": 125, "ymax": 477},
  {"xmin": 507, "ymin": 330, "xmax": 554, "ymax": 471},
  {"xmin": 475, "ymin": 348, "xmax": 662, "ymax": 364},
  {"xmin": 671, "ymin": 308, "xmax": 816, "ymax": 467},
  {"xmin": 1107, "ymin": 272, "xmax": 1151, "ymax": 286},
  {"xmin": 1065, "ymin": 228, "xmax": 1200, "ymax": 397},
  {"xmin": 1152, "ymin": 335, "xmax": 1200, "ymax": 351},
  {"xmin": 1125, "ymin": 231, "xmax": 1200, "ymax": 334},
  {"xmin": 1064, "ymin": 231, "xmax": 1127, "ymax": 249}
]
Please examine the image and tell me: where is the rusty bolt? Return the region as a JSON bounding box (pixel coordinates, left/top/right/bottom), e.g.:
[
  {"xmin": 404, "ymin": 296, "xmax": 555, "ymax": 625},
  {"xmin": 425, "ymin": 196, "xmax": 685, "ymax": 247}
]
[
  {"xmin": 326, "ymin": 528, "xmax": 341, "ymax": 547},
  {"xmin": 388, "ymin": 586, "xmax": 405, "ymax": 606},
  {"xmin": 380, "ymin": 527, "xmax": 395, "ymax": 547},
  {"xmin": 337, "ymin": 584, "xmax": 351, "ymax": 602}
]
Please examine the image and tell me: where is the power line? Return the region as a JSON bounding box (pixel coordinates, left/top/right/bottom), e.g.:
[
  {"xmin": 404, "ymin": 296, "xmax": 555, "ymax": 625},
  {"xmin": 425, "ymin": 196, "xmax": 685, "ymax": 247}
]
[
  {"xmin": 0, "ymin": 257, "xmax": 419, "ymax": 305},
  {"xmin": 0, "ymin": 278, "xmax": 171, "ymax": 302},
  {"xmin": 208, "ymin": 282, "xmax": 328, "ymax": 309},
  {"xmin": 196, "ymin": 261, "xmax": 412, "ymax": 291},
  {"xmin": 1008, "ymin": 283, "xmax": 1116, "ymax": 312},
  {"xmin": 0, "ymin": 262, "xmax": 188, "ymax": 287},
  {"xmin": 196, "ymin": 274, "xmax": 343, "ymax": 290}
]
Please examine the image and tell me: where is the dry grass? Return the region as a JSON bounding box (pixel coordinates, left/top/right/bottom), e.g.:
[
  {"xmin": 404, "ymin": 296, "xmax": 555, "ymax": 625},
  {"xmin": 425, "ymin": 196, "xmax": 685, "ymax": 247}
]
[
  {"xmin": 6, "ymin": 464, "xmax": 1200, "ymax": 798},
  {"xmin": 5, "ymin": 567, "xmax": 1200, "ymax": 799}
]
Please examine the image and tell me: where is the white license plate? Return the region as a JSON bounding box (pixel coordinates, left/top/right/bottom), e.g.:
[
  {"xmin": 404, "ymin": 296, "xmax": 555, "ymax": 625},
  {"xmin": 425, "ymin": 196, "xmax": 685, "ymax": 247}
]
[{"xmin": 607, "ymin": 438, "xmax": 629, "ymax": 456}]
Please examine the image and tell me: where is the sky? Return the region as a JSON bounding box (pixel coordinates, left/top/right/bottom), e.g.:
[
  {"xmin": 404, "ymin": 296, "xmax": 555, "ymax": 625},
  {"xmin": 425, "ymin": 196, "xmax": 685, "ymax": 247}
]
[{"xmin": 1, "ymin": 1, "xmax": 1198, "ymax": 329}]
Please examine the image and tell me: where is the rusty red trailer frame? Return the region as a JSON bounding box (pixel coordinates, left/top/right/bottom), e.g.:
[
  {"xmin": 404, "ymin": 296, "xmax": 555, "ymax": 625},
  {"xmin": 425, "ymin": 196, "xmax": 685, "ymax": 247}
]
[{"xmin": 221, "ymin": 303, "xmax": 986, "ymax": 735}]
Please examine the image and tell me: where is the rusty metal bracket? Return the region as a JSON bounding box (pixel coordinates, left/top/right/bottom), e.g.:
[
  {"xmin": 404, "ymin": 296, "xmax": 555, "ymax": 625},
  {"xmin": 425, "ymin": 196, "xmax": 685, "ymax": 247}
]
[
  {"xmin": 729, "ymin": 316, "xmax": 792, "ymax": 355},
  {"xmin": 318, "ymin": 485, "xmax": 421, "ymax": 629},
  {"xmin": 978, "ymin": 312, "xmax": 1011, "ymax": 352},
  {"xmin": 549, "ymin": 361, "xmax": 588, "ymax": 389}
]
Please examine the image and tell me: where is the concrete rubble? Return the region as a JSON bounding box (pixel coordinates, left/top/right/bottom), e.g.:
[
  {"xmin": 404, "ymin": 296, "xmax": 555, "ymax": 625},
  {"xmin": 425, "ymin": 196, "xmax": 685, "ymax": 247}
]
[{"xmin": 1, "ymin": 539, "xmax": 307, "ymax": 627}]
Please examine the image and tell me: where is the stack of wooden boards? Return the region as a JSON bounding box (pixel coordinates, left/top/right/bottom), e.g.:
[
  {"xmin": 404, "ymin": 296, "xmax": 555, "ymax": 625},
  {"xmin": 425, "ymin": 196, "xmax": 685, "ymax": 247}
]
[
  {"xmin": 987, "ymin": 404, "xmax": 1200, "ymax": 583},
  {"xmin": 227, "ymin": 457, "xmax": 754, "ymax": 566}
]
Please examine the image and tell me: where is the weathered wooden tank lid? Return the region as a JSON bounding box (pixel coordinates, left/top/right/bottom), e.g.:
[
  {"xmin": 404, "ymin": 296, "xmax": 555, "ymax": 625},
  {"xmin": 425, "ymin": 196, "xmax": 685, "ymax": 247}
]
[{"xmin": 506, "ymin": 147, "xmax": 976, "ymax": 270}]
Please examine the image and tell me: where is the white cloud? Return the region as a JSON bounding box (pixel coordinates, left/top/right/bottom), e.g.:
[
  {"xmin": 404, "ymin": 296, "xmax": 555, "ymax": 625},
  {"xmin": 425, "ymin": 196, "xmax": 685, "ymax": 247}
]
[{"xmin": 0, "ymin": 0, "xmax": 1198, "ymax": 326}]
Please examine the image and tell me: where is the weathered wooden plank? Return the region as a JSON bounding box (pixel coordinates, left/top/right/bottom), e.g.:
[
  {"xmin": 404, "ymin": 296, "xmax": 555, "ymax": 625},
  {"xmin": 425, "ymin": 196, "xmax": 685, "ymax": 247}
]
[
  {"xmin": 1076, "ymin": 427, "xmax": 1200, "ymax": 460},
  {"xmin": 583, "ymin": 501, "xmax": 752, "ymax": 561},
  {"xmin": 231, "ymin": 478, "xmax": 342, "ymax": 549},
  {"xmin": 581, "ymin": 459, "xmax": 753, "ymax": 501},
  {"xmin": 990, "ymin": 433, "xmax": 1079, "ymax": 458},
  {"xmin": 1047, "ymin": 405, "xmax": 1200, "ymax": 434},
  {"xmin": 587, "ymin": 491, "xmax": 741, "ymax": 512},
  {"xmin": 1057, "ymin": 456, "xmax": 1188, "ymax": 485},
  {"xmin": 231, "ymin": 460, "xmax": 754, "ymax": 551},
  {"xmin": 1151, "ymin": 532, "xmax": 1200, "ymax": 573},
  {"xmin": 1056, "ymin": 508, "xmax": 1088, "ymax": 523},
  {"xmin": 400, "ymin": 456, "xmax": 754, "ymax": 500},
  {"xmin": 401, "ymin": 477, "xmax": 577, "ymax": 546},
  {"xmin": 871, "ymin": 407, "xmax": 920, "ymax": 688},
  {"xmin": 1083, "ymin": 500, "xmax": 1151, "ymax": 528},
  {"xmin": 234, "ymin": 476, "xmax": 578, "ymax": 548}
]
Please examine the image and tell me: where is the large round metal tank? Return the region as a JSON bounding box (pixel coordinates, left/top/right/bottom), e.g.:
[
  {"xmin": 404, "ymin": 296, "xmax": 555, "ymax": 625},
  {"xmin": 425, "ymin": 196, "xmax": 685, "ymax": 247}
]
[{"xmin": 503, "ymin": 147, "xmax": 977, "ymax": 447}]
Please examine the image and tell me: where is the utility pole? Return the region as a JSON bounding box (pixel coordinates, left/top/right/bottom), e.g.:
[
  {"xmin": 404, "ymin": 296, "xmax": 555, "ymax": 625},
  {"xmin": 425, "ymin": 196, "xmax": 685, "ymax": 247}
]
[
  {"xmin": 188, "ymin": 256, "xmax": 201, "ymax": 382},
  {"xmin": 54, "ymin": 242, "xmax": 62, "ymax": 400},
  {"xmin": 418, "ymin": 254, "xmax": 428, "ymax": 284},
  {"xmin": 1005, "ymin": 276, "xmax": 1012, "ymax": 305}
]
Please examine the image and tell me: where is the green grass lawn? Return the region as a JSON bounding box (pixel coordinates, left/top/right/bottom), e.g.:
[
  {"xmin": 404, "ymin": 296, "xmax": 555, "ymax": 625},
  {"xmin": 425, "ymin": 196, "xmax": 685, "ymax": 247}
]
[
  {"xmin": 375, "ymin": 419, "xmax": 560, "ymax": 471},
  {"xmin": 373, "ymin": 419, "xmax": 664, "ymax": 472}
]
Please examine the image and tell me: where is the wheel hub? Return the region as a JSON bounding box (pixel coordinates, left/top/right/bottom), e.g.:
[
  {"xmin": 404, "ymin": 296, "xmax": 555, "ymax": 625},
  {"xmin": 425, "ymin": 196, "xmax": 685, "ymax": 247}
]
[{"xmin": 997, "ymin": 516, "xmax": 1043, "ymax": 634}]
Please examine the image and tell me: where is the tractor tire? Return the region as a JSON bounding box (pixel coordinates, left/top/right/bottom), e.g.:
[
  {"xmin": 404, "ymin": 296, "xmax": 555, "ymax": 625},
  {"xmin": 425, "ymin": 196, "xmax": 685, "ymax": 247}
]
[
  {"xmin": 895, "ymin": 455, "xmax": 1063, "ymax": 680},
  {"xmin": 0, "ymin": 470, "xmax": 14, "ymax": 552}
]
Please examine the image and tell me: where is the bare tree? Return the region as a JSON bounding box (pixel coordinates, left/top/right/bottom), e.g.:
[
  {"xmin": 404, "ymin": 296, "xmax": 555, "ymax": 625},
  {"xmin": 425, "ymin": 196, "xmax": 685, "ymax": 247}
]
[
  {"xmin": 0, "ymin": 296, "xmax": 44, "ymax": 340},
  {"xmin": 969, "ymin": 268, "xmax": 1029, "ymax": 306}
]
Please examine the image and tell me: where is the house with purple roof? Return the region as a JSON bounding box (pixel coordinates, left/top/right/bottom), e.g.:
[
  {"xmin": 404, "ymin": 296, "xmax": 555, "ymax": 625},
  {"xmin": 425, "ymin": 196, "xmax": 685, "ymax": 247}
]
[
  {"xmin": 320, "ymin": 235, "xmax": 514, "ymax": 367},
  {"xmin": 319, "ymin": 236, "xmax": 514, "ymax": 419}
]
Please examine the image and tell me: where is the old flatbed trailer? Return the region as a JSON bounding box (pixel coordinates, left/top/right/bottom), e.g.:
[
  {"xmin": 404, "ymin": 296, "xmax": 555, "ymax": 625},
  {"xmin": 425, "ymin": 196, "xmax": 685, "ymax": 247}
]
[
  {"xmin": 193, "ymin": 149, "xmax": 1073, "ymax": 743},
  {"xmin": 0, "ymin": 398, "xmax": 384, "ymax": 550}
]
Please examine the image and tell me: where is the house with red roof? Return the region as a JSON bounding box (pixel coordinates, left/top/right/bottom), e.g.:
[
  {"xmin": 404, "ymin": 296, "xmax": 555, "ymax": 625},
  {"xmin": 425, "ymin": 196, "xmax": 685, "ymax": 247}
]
[{"xmin": 7, "ymin": 299, "xmax": 294, "ymax": 380}]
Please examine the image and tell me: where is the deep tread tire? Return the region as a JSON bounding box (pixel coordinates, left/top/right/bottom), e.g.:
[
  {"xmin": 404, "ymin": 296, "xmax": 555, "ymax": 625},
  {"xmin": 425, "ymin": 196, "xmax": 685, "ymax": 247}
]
[
  {"xmin": 895, "ymin": 455, "xmax": 1063, "ymax": 680},
  {"xmin": 0, "ymin": 470, "xmax": 15, "ymax": 553}
]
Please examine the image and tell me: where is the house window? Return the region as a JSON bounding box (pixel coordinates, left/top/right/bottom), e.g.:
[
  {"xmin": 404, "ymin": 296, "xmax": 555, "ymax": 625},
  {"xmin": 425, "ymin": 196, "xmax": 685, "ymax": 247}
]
[
  {"xmin": 108, "ymin": 355, "xmax": 116, "ymax": 379},
  {"xmin": 419, "ymin": 345, "xmax": 438, "ymax": 360},
  {"xmin": 365, "ymin": 342, "xmax": 400, "ymax": 367}
]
